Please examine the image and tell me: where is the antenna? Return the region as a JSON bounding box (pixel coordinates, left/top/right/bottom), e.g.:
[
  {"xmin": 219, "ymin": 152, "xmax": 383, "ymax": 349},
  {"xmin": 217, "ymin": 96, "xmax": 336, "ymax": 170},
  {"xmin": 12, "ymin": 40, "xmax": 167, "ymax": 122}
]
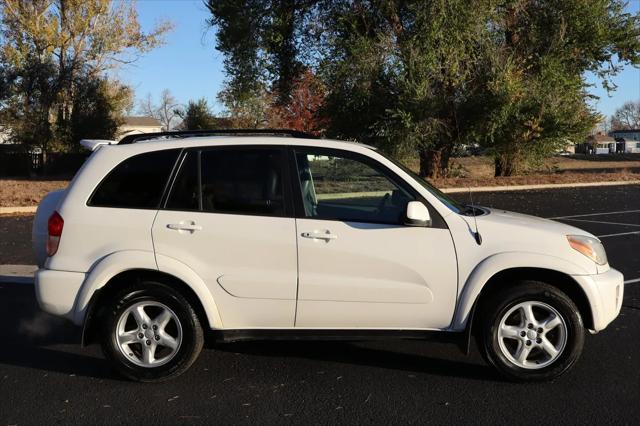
[{"xmin": 469, "ymin": 187, "xmax": 482, "ymax": 245}]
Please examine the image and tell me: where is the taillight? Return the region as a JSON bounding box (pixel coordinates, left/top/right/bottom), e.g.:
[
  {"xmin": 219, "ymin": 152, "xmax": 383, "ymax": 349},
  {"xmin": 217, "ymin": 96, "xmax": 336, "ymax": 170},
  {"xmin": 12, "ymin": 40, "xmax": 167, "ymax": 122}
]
[{"xmin": 47, "ymin": 211, "xmax": 64, "ymax": 256}]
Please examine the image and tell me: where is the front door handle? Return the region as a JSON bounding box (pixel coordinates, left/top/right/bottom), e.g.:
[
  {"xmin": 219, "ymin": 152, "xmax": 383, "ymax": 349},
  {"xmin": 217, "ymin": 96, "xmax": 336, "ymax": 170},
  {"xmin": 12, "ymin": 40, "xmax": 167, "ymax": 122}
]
[
  {"xmin": 301, "ymin": 231, "xmax": 338, "ymax": 241},
  {"xmin": 167, "ymin": 222, "xmax": 202, "ymax": 232}
]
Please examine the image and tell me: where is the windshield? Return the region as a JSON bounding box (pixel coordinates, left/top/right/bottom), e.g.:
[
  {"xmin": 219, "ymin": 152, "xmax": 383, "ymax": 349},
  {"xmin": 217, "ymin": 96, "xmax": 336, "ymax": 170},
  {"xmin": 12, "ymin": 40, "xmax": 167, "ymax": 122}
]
[{"xmin": 381, "ymin": 153, "xmax": 464, "ymax": 214}]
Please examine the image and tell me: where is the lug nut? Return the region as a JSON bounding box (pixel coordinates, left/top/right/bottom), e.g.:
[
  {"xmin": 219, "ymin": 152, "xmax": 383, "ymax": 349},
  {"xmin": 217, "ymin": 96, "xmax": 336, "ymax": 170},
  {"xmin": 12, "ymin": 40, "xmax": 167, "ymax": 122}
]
[
  {"xmin": 520, "ymin": 331, "xmax": 526, "ymax": 337},
  {"xmin": 526, "ymin": 340, "xmax": 532, "ymax": 346},
  {"xmin": 537, "ymin": 327, "xmax": 543, "ymax": 333},
  {"xmin": 527, "ymin": 324, "xmax": 533, "ymax": 329},
  {"xmin": 142, "ymin": 324, "xmax": 148, "ymax": 329},
  {"xmin": 138, "ymin": 333, "xmax": 144, "ymax": 338},
  {"xmin": 146, "ymin": 340, "xmax": 151, "ymax": 345},
  {"xmin": 536, "ymin": 338, "xmax": 542, "ymax": 344},
  {"xmin": 152, "ymin": 325, "xmax": 158, "ymax": 330},
  {"xmin": 155, "ymin": 335, "xmax": 160, "ymax": 341}
]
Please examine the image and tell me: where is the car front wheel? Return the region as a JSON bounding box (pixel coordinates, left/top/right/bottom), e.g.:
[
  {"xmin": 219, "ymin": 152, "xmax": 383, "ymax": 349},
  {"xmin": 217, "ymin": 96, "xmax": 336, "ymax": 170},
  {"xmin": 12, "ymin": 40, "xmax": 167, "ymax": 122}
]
[{"xmin": 478, "ymin": 281, "xmax": 585, "ymax": 381}]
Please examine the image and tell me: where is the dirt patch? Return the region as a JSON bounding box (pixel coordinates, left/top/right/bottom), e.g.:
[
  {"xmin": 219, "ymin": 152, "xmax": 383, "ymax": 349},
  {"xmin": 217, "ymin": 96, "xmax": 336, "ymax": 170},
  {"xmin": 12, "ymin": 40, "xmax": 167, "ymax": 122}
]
[
  {"xmin": 403, "ymin": 154, "xmax": 640, "ymax": 179},
  {"xmin": 0, "ymin": 179, "xmax": 68, "ymax": 207}
]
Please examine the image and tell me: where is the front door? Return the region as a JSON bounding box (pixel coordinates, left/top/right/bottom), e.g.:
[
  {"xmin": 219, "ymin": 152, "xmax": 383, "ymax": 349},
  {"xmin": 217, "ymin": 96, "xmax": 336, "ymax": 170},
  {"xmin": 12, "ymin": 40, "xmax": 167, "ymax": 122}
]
[
  {"xmin": 152, "ymin": 146, "xmax": 298, "ymax": 328},
  {"xmin": 292, "ymin": 147, "xmax": 457, "ymax": 329}
]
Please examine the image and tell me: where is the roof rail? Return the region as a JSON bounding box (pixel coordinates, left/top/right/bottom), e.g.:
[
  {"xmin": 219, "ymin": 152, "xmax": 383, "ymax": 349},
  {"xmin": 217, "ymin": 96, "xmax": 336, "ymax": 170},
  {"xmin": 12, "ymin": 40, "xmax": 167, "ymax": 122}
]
[{"xmin": 118, "ymin": 128, "xmax": 319, "ymax": 145}]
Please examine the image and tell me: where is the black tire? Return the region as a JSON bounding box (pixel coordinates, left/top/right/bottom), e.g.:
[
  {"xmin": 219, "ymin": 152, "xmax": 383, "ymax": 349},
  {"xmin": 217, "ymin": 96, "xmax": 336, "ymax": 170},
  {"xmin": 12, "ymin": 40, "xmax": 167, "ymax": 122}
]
[
  {"xmin": 100, "ymin": 281, "xmax": 204, "ymax": 382},
  {"xmin": 477, "ymin": 281, "xmax": 584, "ymax": 382}
]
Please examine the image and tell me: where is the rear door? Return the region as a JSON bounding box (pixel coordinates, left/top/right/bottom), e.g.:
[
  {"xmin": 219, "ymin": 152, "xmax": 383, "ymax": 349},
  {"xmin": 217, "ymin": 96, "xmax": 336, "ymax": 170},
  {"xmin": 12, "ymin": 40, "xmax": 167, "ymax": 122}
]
[
  {"xmin": 292, "ymin": 147, "xmax": 458, "ymax": 329},
  {"xmin": 152, "ymin": 146, "xmax": 298, "ymax": 329}
]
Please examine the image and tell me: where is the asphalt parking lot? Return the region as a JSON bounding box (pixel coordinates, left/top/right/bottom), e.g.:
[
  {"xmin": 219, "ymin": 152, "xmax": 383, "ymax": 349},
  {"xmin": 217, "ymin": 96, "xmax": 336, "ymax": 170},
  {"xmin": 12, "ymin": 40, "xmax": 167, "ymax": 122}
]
[{"xmin": 0, "ymin": 184, "xmax": 638, "ymax": 425}]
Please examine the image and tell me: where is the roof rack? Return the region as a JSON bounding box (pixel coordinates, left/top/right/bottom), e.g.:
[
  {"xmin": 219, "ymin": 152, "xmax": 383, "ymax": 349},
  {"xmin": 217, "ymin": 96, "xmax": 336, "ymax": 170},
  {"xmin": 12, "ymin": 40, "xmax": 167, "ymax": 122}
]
[{"xmin": 118, "ymin": 128, "xmax": 319, "ymax": 145}]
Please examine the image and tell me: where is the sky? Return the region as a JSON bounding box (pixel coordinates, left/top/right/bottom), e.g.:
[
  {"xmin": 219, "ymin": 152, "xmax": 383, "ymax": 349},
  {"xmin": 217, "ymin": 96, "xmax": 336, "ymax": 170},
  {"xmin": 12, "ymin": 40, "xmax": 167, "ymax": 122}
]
[
  {"xmin": 117, "ymin": 0, "xmax": 225, "ymax": 114},
  {"xmin": 122, "ymin": 0, "xmax": 640, "ymax": 119}
]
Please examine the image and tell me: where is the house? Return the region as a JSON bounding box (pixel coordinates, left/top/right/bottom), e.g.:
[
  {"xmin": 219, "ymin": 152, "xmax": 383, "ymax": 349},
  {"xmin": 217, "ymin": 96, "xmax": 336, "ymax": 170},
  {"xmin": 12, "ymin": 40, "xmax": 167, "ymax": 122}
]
[
  {"xmin": 610, "ymin": 129, "xmax": 640, "ymax": 141},
  {"xmin": 0, "ymin": 127, "xmax": 12, "ymax": 144},
  {"xmin": 609, "ymin": 129, "xmax": 640, "ymax": 153},
  {"xmin": 576, "ymin": 133, "xmax": 616, "ymax": 154},
  {"xmin": 117, "ymin": 116, "xmax": 163, "ymax": 140}
]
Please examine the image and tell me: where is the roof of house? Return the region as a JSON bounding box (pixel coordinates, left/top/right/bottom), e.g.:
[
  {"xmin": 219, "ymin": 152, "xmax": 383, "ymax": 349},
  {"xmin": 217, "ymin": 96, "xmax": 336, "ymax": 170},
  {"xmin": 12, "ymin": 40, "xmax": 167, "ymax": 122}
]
[
  {"xmin": 121, "ymin": 116, "xmax": 162, "ymax": 127},
  {"xmin": 587, "ymin": 134, "xmax": 615, "ymax": 143}
]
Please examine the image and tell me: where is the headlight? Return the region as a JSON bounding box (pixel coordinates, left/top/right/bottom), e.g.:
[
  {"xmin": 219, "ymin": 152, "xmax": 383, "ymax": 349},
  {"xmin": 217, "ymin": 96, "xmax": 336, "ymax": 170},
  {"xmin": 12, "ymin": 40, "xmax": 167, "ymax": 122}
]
[{"xmin": 567, "ymin": 235, "xmax": 608, "ymax": 265}]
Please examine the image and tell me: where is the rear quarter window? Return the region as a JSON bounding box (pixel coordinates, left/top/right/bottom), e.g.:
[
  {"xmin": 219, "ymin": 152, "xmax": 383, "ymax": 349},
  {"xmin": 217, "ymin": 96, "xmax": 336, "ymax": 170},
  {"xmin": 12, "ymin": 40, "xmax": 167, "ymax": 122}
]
[{"xmin": 88, "ymin": 149, "xmax": 179, "ymax": 209}]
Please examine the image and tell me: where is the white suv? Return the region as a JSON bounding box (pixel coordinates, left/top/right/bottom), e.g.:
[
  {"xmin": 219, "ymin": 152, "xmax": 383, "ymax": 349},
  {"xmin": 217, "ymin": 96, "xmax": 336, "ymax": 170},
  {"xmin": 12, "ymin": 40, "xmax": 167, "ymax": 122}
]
[{"xmin": 32, "ymin": 130, "xmax": 624, "ymax": 382}]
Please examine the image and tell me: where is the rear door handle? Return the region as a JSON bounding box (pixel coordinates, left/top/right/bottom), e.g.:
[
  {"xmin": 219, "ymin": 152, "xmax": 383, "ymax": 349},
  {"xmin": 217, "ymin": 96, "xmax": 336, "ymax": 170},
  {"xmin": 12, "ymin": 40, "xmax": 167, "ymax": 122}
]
[
  {"xmin": 301, "ymin": 231, "xmax": 338, "ymax": 241},
  {"xmin": 167, "ymin": 223, "xmax": 202, "ymax": 232}
]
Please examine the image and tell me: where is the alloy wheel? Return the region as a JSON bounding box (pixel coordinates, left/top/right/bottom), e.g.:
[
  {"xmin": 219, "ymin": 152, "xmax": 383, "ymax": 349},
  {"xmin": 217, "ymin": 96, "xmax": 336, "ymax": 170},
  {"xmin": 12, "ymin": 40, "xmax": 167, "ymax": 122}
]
[{"xmin": 115, "ymin": 301, "xmax": 183, "ymax": 368}]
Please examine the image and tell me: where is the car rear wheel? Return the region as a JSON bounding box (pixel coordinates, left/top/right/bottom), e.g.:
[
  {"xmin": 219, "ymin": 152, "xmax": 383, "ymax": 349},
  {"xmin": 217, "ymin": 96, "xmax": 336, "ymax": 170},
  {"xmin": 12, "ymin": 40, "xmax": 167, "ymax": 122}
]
[
  {"xmin": 478, "ymin": 281, "xmax": 584, "ymax": 381},
  {"xmin": 100, "ymin": 281, "xmax": 204, "ymax": 382}
]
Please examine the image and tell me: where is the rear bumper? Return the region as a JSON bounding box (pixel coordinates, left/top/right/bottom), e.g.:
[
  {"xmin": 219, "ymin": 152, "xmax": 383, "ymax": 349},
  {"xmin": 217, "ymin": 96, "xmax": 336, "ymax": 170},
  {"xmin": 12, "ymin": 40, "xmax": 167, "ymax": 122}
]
[
  {"xmin": 572, "ymin": 268, "xmax": 624, "ymax": 332},
  {"xmin": 35, "ymin": 268, "xmax": 85, "ymax": 325}
]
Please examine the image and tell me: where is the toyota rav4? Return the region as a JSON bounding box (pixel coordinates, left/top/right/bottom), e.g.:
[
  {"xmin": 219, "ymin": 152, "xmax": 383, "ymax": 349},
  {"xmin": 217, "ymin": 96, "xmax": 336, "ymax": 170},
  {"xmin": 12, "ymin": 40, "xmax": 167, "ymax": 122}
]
[{"xmin": 32, "ymin": 130, "xmax": 624, "ymax": 382}]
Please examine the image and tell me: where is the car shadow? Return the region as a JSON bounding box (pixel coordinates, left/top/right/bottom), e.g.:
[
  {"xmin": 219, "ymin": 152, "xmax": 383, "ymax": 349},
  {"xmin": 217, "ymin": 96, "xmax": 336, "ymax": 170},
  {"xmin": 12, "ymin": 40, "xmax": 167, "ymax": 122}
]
[
  {"xmin": 209, "ymin": 339, "xmax": 500, "ymax": 382},
  {"xmin": 0, "ymin": 283, "xmax": 498, "ymax": 382},
  {"xmin": 0, "ymin": 283, "xmax": 119, "ymax": 380}
]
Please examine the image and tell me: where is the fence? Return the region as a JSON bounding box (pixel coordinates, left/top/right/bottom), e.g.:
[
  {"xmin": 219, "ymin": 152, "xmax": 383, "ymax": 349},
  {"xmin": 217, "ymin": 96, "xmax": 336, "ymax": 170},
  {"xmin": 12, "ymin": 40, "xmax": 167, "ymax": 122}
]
[{"xmin": 0, "ymin": 151, "xmax": 89, "ymax": 177}]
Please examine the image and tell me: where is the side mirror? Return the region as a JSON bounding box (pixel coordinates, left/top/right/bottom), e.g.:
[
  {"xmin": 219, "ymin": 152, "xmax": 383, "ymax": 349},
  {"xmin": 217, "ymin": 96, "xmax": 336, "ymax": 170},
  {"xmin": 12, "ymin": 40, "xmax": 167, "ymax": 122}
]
[{"xmin": 405, "ymin": 201, "xmax": 431, "ymax": 227}]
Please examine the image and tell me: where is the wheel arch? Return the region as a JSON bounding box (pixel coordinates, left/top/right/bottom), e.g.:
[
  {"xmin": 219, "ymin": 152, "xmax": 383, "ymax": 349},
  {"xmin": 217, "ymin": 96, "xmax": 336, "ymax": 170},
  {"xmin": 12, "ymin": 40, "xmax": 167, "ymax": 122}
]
[
  {"xmin": 473, "ymin": 267, "xmax": 593, "ymax": 328},
  {"xmin": 75, "ymin": 251, "xmax": 223, "ymax": 346},
  {"xmin": 453, "ymin": 251, "xmax": 598, "ymax": 346},
  {"xmin": 457, "ymin": 266, "xmax": 594, "ymax": 355},
  {"xmin": 81, "ymin": 268, "xmax": 215, "ymax": 346}
]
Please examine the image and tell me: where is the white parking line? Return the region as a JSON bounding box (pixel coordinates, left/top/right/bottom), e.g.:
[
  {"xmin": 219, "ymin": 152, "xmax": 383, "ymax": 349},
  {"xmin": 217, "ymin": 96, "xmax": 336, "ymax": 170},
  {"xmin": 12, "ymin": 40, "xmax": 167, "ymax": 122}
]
[
  {"xmin": 598, "ymin": 231, "xmax": 640, "ymax": 238},
  {"xmin": 625, "ymin": 278, "xmax": 640, "ymax": 285},
  {"xmin": 549, "ymin": 209, "xmax": 640, "ymax": 220},
  {"xmin": 561, "ymin": 218, "xmax": 640, "ymax": 227}
]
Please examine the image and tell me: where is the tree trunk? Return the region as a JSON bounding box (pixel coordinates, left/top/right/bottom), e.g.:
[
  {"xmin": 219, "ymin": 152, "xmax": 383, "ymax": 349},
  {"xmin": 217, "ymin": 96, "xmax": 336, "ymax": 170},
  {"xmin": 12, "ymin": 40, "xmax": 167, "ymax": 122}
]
[
  {"xmin": 494, "ymin": 154, "xmax": 517, "ymax": 177},
  {"xmin": 419, "ymin": 146, "xmax": 452, "ymax": 179}
]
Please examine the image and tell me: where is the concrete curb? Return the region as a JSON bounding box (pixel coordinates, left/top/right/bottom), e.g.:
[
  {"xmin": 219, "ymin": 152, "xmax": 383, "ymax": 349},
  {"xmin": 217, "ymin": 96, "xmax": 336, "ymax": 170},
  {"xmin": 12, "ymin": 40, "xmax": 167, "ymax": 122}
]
[
  {"xmin": 440, "ymin": 180, "xmax": 640, "ymax": 193},
  {"xmin": 0, "ymin": 264, "xmax": 37, "ymax": 284},
  {"xmin": 0, "ymin": 180, "xmax": 638, "ymax": 214},
  {"xmin": 0, "ymin": 206, "xmax": 37, "ymax": 214}
]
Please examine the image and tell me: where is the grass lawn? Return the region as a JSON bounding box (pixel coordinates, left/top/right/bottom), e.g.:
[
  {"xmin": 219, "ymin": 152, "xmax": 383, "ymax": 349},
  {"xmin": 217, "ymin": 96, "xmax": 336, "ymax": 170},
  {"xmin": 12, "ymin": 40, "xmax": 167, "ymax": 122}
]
[{"xmin": 405, "ymin": 153, "xmax": 640, "ymax": 189}]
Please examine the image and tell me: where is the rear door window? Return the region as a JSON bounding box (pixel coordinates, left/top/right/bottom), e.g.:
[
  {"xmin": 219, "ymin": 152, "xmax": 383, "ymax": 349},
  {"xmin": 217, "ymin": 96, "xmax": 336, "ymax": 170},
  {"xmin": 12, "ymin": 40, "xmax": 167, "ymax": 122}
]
[
  {"xmin": 88, "ymin": 149, "xmax": 179, "ymax": 209},
  {"xmin": 165, "ymin": 147, "xmax": 288, "ymax": 217}
]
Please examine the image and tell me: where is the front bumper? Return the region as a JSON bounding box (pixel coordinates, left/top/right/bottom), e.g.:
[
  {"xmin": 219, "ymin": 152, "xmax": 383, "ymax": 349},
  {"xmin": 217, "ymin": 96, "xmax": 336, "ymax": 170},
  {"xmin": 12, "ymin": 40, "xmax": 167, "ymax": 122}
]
[
  {"xmin": 35, "ymin": 268, "xmax": 86, "ymax": 324},
  {"xmin": 572, "ymin": 267, "xmax": 624, "ymax": 332}
]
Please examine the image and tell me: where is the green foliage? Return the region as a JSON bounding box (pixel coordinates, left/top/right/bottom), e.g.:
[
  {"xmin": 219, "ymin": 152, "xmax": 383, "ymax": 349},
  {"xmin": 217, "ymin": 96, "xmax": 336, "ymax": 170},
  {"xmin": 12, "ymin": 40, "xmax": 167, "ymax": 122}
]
[
  {"xmin": 0, "ymin": 0, "xmax": 171, "ymax": 154},
  {"xmin": 66, "ymin": 78, "xmax": 132, "ymax": 150},
  {"xmin": 175, "ymin": 99, "xmax": 218, "ymax": 130},
  {"xmin": 477, "ymin": 0, "xmax": 638, "ymax": 176},
  {"xmin": 207, "ymin": 0, "xmax": 640, "ymax": 177},
  {"xmin": 206, "ymin": 0, "xmax": 307, "ymax": 109}
]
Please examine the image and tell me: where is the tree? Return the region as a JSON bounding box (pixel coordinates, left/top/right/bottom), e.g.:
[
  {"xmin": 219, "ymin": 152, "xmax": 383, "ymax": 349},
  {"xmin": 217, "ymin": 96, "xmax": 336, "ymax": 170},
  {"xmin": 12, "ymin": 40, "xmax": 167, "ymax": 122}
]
[
  {"xmin": 138, "ymin": 89, "xmax": 181, "ymax": 130},
  {"xmin": 68, "ymin": 77, "xmax": 133, "ymax": 148},
  {"xmin": 175, "ymin": 98, "xmax": 218, "ymax": 130},
  {"xmin": 479, "ymin": 0, "xmax": 639, "ymax": 176},
  {"xmin": 299, "ymin": 0, "xmax": 492, "ymax": 177},
  {"xmin": 0, "ymin": 0, "xmax": 172, "ymax": 154},
  {"xmin": 272, "ymin": 69, "xmax": 326, "ymax": 135},
  {"xmin": 208, "ymin": 0, "xmax": 640, "ymax": 177},
  {"xmin": 206, "ymin": 0, "xmax": 309, "ymax": 108},
  {"xmin": 610, "ymin": 101, "xmax": 640, "ymax": 130}
]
